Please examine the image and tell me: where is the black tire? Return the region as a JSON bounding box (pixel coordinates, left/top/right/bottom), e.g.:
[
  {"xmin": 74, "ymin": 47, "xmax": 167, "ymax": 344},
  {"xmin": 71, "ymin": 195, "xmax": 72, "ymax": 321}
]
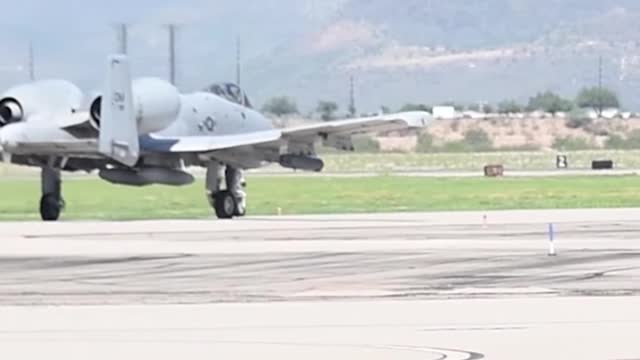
[
  {"xmin": 40, "ymin": 194, "xmax": 61, "ymax": 222},
  {"xmin": 214, "ymin": 191, "xmax": 236, "ymax": 219}
]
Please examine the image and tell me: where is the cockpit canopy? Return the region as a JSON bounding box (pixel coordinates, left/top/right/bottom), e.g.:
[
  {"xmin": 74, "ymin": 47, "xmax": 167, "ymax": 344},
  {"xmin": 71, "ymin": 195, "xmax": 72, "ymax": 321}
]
[{"xmin": 205, "ymin": 83, "xmax": 253, "ymax": 108}]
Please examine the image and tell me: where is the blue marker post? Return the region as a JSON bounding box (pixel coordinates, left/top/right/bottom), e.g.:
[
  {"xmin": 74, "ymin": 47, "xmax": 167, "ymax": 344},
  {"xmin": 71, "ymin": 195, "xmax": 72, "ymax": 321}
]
[{"xmin": 548, "ymin": 223, "xmax": 556, "ymax": 257}]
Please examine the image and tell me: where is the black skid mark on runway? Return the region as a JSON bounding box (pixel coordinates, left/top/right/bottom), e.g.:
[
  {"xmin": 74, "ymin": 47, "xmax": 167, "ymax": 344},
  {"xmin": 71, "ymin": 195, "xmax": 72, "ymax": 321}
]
[
  {"xmin": 573, "ymin": 266, "xmax": 640, "ymax": 281},
  {"xmin": 414, "ymin": 252, "xmax": 640, "ymax": 288},
  {"xmin": 421, "ymin": 326, "xmax": 526, "ymax": 332},
  {"xmin": 389, "ymin": 345, "xmax": 485, "ymax": 359},
  {"xmin": 0, "ymin": 255, "xmax": 190, "ymax": 271}
]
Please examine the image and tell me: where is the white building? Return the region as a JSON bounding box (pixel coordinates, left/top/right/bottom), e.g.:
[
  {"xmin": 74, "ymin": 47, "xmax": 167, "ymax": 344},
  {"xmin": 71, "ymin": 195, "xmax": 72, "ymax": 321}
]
[{"xmin": 432, "ymin": 106, "xmax": 456, "ymax": 119}]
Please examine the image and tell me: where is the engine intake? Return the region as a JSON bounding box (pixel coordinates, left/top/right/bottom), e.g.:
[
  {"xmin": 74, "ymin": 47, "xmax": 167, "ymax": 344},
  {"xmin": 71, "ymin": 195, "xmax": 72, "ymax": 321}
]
[
  {"xmin": 0, "ymin": 98, "xmax": 24, "ymax": 126},
  {"xmin": 89, "ymin": 96, "xmax": 102, "ymax": 128},
  {"xmin": 89, "ymin": 78, "xmax": 181, "ymax": 134}
]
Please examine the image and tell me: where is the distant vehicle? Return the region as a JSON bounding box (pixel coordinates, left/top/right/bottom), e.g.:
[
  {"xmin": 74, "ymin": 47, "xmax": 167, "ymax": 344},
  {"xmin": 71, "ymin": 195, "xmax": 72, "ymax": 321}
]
[{"xmin": 0, "ymin": 55, "xmax": 431, "ymax": 221}]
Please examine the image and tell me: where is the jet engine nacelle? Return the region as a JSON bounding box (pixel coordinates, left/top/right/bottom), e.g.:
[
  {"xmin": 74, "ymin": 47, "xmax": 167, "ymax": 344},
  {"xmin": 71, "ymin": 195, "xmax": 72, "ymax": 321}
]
[
  {"xmin": 0, "ymin": 80, "xmax": 83, "ymax": 127},
  {"xmin": 90, "ymin": 77, "xmax": 181, "ymax": 134},
  {"xmin": 0, "ymin": 98, "xmax": 23, "ymax": 125}
]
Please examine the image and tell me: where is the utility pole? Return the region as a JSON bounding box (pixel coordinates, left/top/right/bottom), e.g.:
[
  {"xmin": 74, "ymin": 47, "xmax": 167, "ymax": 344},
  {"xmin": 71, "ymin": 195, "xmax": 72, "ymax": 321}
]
[
  {"xmin": 598, "ymin": 55, "xmax": 603, "ymax": 91},
  {"xmin": 167, "ymin": 24, "xmax": 177, "ymax": 85},
  {"xmin": 116, "ymin": 23, "xmax": 128, "ymax": 55},
  {"xmin": 28, "ymin": 42, "xmax": 35, "ymax": 81},
  {"xmin": 597, "ymin": 54, "xmax": 603, "ymax": 116},
  {"xmin": 348, "ymin": 75, "xmax": 356, "ymax": 118}
]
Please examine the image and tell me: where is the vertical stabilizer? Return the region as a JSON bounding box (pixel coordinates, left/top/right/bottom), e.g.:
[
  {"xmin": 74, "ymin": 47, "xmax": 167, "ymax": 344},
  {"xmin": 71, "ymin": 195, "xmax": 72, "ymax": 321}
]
[{"xmin": 98, "ymin": 55, "xmax": 139, "ymax": 167}]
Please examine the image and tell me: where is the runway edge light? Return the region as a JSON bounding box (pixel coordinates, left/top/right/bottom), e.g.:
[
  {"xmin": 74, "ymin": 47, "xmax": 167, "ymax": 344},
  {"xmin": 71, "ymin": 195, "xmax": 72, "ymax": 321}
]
[{"xmin": 548, "ymin": 223, "xmax": 557, "ymax": 257}]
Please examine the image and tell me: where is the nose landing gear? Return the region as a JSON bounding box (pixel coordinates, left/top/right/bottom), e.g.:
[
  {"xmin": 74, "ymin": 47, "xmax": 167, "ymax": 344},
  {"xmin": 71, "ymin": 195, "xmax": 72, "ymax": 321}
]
[{"xmin": 40, "ymin": 167, "xmax": 64, "ymax": 221}]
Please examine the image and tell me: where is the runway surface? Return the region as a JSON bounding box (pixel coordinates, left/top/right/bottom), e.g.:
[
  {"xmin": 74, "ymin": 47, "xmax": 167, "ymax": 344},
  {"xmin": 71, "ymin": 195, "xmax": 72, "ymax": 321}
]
[{"xmin": 1, "ymin": 209, "xmax": 640, "ymax": 359}]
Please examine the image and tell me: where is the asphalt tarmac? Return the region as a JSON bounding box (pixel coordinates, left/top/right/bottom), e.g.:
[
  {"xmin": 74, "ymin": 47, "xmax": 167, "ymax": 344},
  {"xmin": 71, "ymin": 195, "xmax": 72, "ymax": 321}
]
[{"xmin": 1, "ymin": 209, "xmax": 639, "ymax": 359}]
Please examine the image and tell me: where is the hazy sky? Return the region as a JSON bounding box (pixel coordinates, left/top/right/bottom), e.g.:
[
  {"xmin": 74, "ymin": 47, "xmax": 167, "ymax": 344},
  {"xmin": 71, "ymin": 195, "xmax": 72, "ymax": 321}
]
[{"xmin": 0, "ymin": 0, "xmax": 330, "ymax": 94}]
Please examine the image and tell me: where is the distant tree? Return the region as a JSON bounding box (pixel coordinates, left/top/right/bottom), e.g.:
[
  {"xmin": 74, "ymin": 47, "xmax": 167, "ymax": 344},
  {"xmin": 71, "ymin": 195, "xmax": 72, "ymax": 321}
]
[
  {"xmin": 482, "ymin": 104, "xmax": 495, "ymax": 114},
  {"xmin": 526, "ymin": 91, "xmax": 574, "ymax": 113},
  {"xmin": 380, "ymin": 105, "xmax": 391, "ymax": 114},
  {"xmin": 442, "ymin": 101, "xmax": 465, "ymax": 111},
  {"xmin": 317, "ymin": 101, "xmax": 339, "ymax": 121},
  {"xmin": 399, "ymin": 103, "xmax": 432, "ymax": 113},
  {"xmin": 576, "ymin": 87, "xmax": 620, "ymax": 117},
  {"xmin": 261, "ymin": 96, "xmax": 299, "ymax": 117},
  {"xmin": 467, "ymin": 104, "xmax": 481, "ymax": 112},
  {"xmin": 497, "ymin": 100, "xmax": 524, "ymax": 114}
]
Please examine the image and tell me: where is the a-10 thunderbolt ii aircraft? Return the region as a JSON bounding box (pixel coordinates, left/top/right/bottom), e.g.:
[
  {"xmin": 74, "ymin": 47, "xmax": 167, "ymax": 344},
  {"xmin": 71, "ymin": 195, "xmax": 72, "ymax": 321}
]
[{"xmin": 0, "ymin": 55, "xmax": 431, "ymax": 221}]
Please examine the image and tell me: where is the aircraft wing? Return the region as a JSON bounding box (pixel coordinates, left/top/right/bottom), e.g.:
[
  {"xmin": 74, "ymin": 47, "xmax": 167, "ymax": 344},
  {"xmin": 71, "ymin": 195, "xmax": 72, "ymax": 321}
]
[
  {"xmin": 140, "ymin": 129, "xmax": 283, "ymax": 153},
  {"xmin": 1, "ymin": 139, "xmax": 99, "ymax": 155},
  {"xmin": 281, "ymin": 111, "xmax": 431, "ymax": 140},
  {"xmin": 140, "ymin": 112, "xmax": 430, "ymax": 154}
]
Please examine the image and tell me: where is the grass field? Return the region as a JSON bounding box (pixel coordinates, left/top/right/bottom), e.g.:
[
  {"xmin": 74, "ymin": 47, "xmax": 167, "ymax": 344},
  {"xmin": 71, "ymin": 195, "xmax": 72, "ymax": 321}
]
[
  {"xmin": 4, "ymin": 150, "xmax": 640, "ymax": 177},
  {"xmin": 1, "ymin": 175, "xmax": 640, "ymax": 220},
  {"xmin": 318, "ymin": 150, "xmax": 640, "ymax": 172}
]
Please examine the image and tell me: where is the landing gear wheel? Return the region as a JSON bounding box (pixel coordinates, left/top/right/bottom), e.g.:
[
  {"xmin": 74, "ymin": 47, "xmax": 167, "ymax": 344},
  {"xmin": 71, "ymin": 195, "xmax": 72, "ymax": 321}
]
[
  {"xmin": 40, "ymin": 194, "xmax": 62, "ymax": 222},
  {"xmin": 214, "ymin": 191, "xmax": 236, "ymax": 219}
]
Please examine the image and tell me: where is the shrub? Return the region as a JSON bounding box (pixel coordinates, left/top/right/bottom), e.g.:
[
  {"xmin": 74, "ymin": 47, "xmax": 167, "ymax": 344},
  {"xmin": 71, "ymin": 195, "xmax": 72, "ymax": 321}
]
[
  {"xmin": 552, "ymin": 136, "xmax": 596, "ymax": 151},
  {"xmin": 439, "ymin": 141, "xmax": 469, "ymax": 153},
  {"xmin": 566, "ymin": 109, "xmax": 593, "ymax": 129},
  {"xmin": 464, "ymin": 129, "xmax": 493, "ymax": 151},
  {"xmin": 606, "ymin": 130, "xmax": 640, "ymax": 149},
  {"xmin": 433, "ymin": 129, "xmax": 494, "ymax": 153},
  {"xmin": 352, "ymin": 136, "xmax": 380, "ymax": 153},
  {"xmin": 605, "ymin": 134, "xmax": 628, "ymax": 149},
  {"xmin": 415, "ymin": 133, "xmax": 435, "ymax": 153}
]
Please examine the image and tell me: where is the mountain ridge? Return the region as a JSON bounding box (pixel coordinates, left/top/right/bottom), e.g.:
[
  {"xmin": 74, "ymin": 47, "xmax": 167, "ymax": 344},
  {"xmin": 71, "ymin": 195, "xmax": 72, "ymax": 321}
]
[{"xmin": 239, "ymin": 0, "xmax": 640, "ymax": 112}]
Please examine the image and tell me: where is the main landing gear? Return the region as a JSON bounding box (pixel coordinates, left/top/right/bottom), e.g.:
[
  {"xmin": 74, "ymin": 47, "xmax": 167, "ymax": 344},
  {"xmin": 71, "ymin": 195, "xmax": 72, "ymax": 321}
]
[
  {"xmin": 40, "ymin": 167, "xmax": 65, "ymax": 221},
  {"xmin": 206, "ymin": 162, "xmax": 247, "ymax": 219}
]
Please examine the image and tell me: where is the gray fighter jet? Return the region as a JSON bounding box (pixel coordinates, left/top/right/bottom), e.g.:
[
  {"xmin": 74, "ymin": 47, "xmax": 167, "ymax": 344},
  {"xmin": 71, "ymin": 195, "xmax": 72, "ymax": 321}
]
[{"xmin": 0, "ymin": 55, "xmax": 431, "ymax": 221}]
